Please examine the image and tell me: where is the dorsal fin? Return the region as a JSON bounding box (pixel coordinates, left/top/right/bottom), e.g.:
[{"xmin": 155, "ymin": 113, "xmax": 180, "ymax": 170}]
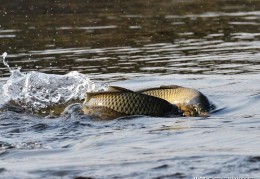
[
  {"xmin": 138, "ymin": 85, "xmax": 181, "ymax": 92},
  {"xmin": 159, "ymin": 85, "xmax": 181, "ymax": 89},
  {"xmin": 108, "ymin": 86, "xmax": 133, "ymax": 92},
  {"xmin": 86, "ymin": 86, "xmax": 133, "ymax": 102}
]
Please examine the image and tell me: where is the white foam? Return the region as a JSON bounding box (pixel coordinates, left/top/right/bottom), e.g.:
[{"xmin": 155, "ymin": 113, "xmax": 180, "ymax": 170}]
[{"xmin": 2, "ymin": 70, "xmax": 95, "ymax": 110}]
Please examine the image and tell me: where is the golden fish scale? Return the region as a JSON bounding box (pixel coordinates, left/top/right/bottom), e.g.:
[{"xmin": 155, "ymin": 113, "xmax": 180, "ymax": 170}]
[
  {"xmin": 86, "ymin": 92, "xmax": 175, "ymax": 116},
  {"xmin": 141, "ymin": 87, "xmax": 200, "ymax": 104}
]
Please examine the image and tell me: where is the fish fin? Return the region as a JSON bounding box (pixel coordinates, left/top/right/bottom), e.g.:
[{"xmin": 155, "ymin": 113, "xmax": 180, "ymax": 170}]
[
  {"xmin": 86, "ymin": 86, "xmax": 133, "ymax": 101},
  {"xmin": 137, "ymin": 85, "xmax": 181, "ymax": 92},
  {"xmin": 137, "ymin": 87, "xmax": 161, "ymax": 92},
  {"xmin": 159, "ymin": 85, "xmax": 181, "ymax": 89},
  {"xmin": 108, "ymin": 86, "xmax": 133, "ymax": 92}
]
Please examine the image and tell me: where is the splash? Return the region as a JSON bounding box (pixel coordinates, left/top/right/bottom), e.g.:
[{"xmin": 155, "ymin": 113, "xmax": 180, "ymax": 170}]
[
  {"xmin": 2, "ymin": 52, "xmax": 95, "ymax": 114},
  {"xmin": 2, "ymin": 52, "xmax": 10, "ymax": 71},
  {"xmin": 3, "ymin": 71, "xmax": 95, "ymax": 111}
]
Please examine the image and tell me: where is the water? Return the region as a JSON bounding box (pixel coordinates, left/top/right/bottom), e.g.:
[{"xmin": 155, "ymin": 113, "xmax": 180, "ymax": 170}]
[{"xmin": 0, "ymin": 0, "xmax": 260, "ymax": 178}]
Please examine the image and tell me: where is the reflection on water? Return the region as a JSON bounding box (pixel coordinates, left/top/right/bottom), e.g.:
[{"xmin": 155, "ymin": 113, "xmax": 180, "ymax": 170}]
[
  {"xmin": 0, "ymin": 0, "xmax": 260, "ymax": 178},
  {"xmin": 0, "ymin": 0, "xmax": 260, "ymax": 79}
]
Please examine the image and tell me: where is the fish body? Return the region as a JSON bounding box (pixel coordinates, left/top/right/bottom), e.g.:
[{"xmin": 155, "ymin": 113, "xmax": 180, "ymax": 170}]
[
  {"xmin": 83, "ymin": 86, "xmax": 179, "ymax": 119},
  {"xmin": 138, "ymin": 85, "xmax": 213, "ymax": 116}
]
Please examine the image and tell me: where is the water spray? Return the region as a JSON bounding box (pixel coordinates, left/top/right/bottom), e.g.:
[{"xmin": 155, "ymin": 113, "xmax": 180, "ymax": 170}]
[{"xmin": 2, "ymin": 52, "xmax": 12, "ymax": 72}]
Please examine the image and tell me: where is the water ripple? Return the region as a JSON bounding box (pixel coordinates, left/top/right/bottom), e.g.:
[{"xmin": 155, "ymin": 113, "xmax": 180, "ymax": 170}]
[{"xmin": 0, "ymin": 0, "xmax": 260, "ymax": 178}]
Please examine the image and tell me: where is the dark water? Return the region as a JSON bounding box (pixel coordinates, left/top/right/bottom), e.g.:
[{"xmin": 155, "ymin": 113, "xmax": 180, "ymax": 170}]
[{"xmin": 0, "ymin": 0, "xmax": 260, "ymax": 178}]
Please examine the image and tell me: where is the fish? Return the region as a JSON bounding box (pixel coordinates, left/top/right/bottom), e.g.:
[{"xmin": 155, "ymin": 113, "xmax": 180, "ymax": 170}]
[
  {"xmin": 82, "ymin": 86, "xmax": 180, "ymax": 119},
  {"xmin": 137, "ymin": 85, "xmax": 214, "ymax": 116}
]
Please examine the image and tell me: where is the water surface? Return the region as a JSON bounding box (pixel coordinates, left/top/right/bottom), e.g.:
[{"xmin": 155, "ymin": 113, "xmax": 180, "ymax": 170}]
[{"xmin": 0, "ymin": 0, "xmax": 260, "ymax": 178}]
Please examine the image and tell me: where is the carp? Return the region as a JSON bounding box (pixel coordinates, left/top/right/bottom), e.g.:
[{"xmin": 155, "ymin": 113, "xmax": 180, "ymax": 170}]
[
  {"xmin": 138, "ymin": 85, "xmax": 214, "ymax": 116},
  {"xmin": 82, "ymin": 86, "xmax": 179, "ymax": 119}
]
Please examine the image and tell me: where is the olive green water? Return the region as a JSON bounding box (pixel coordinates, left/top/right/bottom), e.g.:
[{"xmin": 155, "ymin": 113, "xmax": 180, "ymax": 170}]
[{"xmin": 0, "ymin": 1, "xmax": 260, "ymax": 178}]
